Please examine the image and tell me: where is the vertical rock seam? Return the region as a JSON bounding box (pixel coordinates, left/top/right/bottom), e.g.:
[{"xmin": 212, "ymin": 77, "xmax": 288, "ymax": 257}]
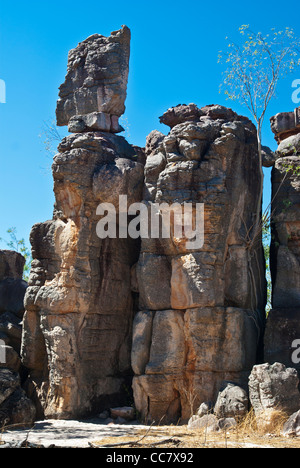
[
  {"xmin": 56, "ymin": 25, "xmax": 131, "ymax": 134},
  {"xmin": 21, "ymin": 32, "xmax": 267, "ymax": 423}
]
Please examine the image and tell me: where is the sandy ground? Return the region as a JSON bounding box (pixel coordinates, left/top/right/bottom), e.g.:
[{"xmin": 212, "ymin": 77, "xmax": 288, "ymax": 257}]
[{"xmin": 1, "ymin": 419, "xmax": 300, "ymax": 448}]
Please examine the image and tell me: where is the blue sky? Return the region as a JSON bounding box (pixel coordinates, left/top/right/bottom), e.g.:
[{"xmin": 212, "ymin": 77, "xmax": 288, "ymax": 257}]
[{"xmin": 0, "ymin": 0, "xmax": 299, "ymax": 248}]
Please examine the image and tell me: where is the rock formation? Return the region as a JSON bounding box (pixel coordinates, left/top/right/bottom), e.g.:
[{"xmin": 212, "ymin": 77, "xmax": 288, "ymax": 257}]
[
  {"xmin": 56, "ymin": 25, "xmax": 130, "ymax": 134},
  {"xmin": 0, "ymin": 250, "xmax": 35, "ymax": 426},
  {"xmin": 213, "ymin": 382, "xmax": 249, "ymax": 420},
  {"xmin": 249, "ymin": 362, "xmax": 300, "ymax": 430},
  {"xmin": 264, "ymin": 106, "xmax": 300, "ymax": 369},
  {"xmin": 0, "ymin": 250, "xmax": 26, "ymax": 362},
  {"xmin": 282, "ymin": 410, "xmax": 300, "ymax": 437},
  {"xmin": 21, "ymin": 27, "xmax": 144, "ymax": 420},
  {"xmin": 132, "ymin": 103, "xmax": 266, "ymax": 423},
  {"xmin": 21, "ymin": 29, "xmax": 268, "ymax": 424},
  {"xmin": 270, "ymin": 107, "xmax": 300, "ymax": 143}
]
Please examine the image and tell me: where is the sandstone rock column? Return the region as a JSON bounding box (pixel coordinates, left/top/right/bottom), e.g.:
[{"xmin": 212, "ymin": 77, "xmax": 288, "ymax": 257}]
[
  {"xmin": 132, "ymin": 104, "xmax": 266, "ymax": 424},
  {"xmin": 264, "ymin": 107, "xmax": 300, "ymax": 369},
  {"xmin": 0, "ymin": 250, "xmax": 27, "ymax": 357},
  {"xmin": 56, "ymin": 25, "xmax": 131, "ymax": 134},
  {"xmin": 21, "ymin": 27, "xmax": 145, "ymax": 419},
  {"xmin": 0, "ymin": 250, "xmax": 36, "ymax": 426}
]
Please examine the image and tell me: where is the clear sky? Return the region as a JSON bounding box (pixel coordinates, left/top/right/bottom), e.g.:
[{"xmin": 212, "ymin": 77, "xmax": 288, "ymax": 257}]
[{"xmin": 0, "ymin": 0, "xmax": 299, "ymax": 248}]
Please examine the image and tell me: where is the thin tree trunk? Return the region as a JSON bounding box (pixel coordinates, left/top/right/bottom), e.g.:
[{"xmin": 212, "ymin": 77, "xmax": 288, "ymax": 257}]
[{"xmin": 254, "ymin": 126, "xmax": 264, "ymax": 241}]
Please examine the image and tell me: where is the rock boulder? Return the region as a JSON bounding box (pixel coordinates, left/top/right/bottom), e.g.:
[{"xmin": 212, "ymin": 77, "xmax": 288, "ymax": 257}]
[
  {"xmin": 249, "ymin": 362, "xmax": 300, "ymax": 418},
  {"xmin": 264, "ymin": 113, "xmax": 300, "ymax": 369},
  {"xmin": 214, "ymin": 382, "xmax": 249, "ymax": 420},
  {"xmin": 270, "ymin": 107, "xmax": 300, "ymax": 143}
]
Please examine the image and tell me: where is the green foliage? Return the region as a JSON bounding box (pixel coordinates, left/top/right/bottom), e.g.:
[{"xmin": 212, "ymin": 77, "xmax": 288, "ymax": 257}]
[
  {"xmin": 281, "ymin": 161, "xmax": 300, "ymax": 177},
  {"xmin": 218, "ymin": 25, "xmax": 300, "ymax": 127},
  {"xmin": 39, "ymin": 120, "xmax": 63, "ymax": 157},
  {"xmin": 219, "ymin": 25, "xmax": 300, "ymax": 315},
  {"xmin": 0, "ymin": 227, "xmax": 32, "ymax": 282}
]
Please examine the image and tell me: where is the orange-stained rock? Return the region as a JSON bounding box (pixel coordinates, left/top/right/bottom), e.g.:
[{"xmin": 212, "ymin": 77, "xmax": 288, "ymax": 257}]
[
  {"xmin": 22, "ymin": 130, "xmax": 144, "ymax": 420},
  {"xmin": 132, "ymin": 104, "xmax": 266, "ymax": 424}
]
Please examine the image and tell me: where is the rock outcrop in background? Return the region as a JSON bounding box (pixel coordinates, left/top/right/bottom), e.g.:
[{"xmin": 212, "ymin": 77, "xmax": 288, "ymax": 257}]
[
  {"xmin": 132, "ymin": 103, "xmax": 266, "ymax": 423},
  {"xmin": 0, "ymin": 250, "xmax": 35, "ymax": 426},
  {"xmin": 264, "ymin": 107, "xmax": 300, "ymax": 370}
]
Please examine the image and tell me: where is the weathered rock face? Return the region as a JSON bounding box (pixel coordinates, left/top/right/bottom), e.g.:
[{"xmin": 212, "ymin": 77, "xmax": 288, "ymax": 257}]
[
  {"xmin": 21, "ymin": 27, "xmax": 145, "ymax": 420},
  {"xmin": 0, "ymin": 369, "xmax": 36, "ymax": 427},
  {"xmin": 249, "ymin": 362, "xmax": 300, "ymax": 419},
  {"xmin": 132, "ymin": 103, "xmax": 266, "ymax": 424},
  {"xmin": 0, "ymin": 250, "xmax": 25, "ymax": 281},
  {"xmin": 22, "ymin": 30, "xmax": 268, "ymax": 424},
  {"xmin": 0, "ymin": 250, "xmax": 27, "ymax": 357},
  {"xmin": 21, "ymin": 132, "xmax": 144, "ymax": 420},
  {"xmin": 0, "ymin": 250, "xmax": 35, "ymax": 427},
  {"xmin": 271, "ymin": 152, "xmax": 300, "ymax": 309},
  {"xmin": 270, "ymin": 107, "xmax": 300, "ymax": 143},
  {"xmin": 56, "ymin": 26, "xmax": 130, "ymax": 132},
  {"xmin": 213, "ymin": 382, "xmax": 249, "ymax": 420},
  {"xmin": 282, "ymin": 410, "xmax": 300, "ymax": 437},
  {"xmin": 187, "ymin": 413, "xmax": 237, "ymax": 432},
  {"xmin": 261, "ymin": 145, "xmax": 276, "ymax": 168},
  {"xmin": 265, "ymin": 114, "xmax": 300, "ymax": 369}
]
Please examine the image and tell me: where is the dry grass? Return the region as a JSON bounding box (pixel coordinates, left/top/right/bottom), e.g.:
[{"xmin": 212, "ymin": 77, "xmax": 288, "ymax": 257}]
[
  {"xmin": 91, "ymin": 411, "xmax": 300, "ymax": 449},
  {"xmin": 1, "ymin": 411, "xmax": 298, "ymax": 448}
]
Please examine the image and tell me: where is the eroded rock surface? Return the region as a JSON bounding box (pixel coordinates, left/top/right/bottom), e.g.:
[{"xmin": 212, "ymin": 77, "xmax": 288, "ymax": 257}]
[
  {"xmin": 249, "ymin": 362, "xmax": 300, "ymax": 418},
  {"xmin": 265, "ymin": 119, "xmax": 300, "ymax": 368},
  {"xmin": 21, "ymin": 132, "xmax": 144, "ymax": 419},
  {"xmin": 282, "ymin": 410, "xmax": 300, "ymax": 437},
  {"xmin": 214, "ymin": 382, "xmax": 248, "ymax": 420},
  {"xmin": 21, "ymin": 27, "xmax": 145, "ymax": 419},
  {"xmin": 270, "ymin": 107, "xmax": 300, "ymax": 143},
  {"xmin": 21, "ymin": 30, "xmax": 268, "ymax": 425},
  {"xmin": 56, "ymin": 26, "xmax": 130, "ymax": 132},
  {"xmin": 0, "ymin": 249, "xmax": 26, "ymax": 360},
  {"xmin": 0, "ymin": 251, "xmax": 35, "ymax": 427},
  {"xmin": 132, "ymin": 104, "xmax": 266, "ymax": 424}
]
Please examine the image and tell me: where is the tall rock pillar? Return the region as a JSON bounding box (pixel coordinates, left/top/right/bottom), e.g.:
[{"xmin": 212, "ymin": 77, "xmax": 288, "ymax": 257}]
[
  {"xmin": 21, "ymin": 26, "xmax": 145, "ymax": 419},
  {"xmin": 132, "ymin": 104, "xmax": 266, "ymax": 424},
  {"xmin": 265, "ymin": 107, "xmax": 300, "ymax": 369}
]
